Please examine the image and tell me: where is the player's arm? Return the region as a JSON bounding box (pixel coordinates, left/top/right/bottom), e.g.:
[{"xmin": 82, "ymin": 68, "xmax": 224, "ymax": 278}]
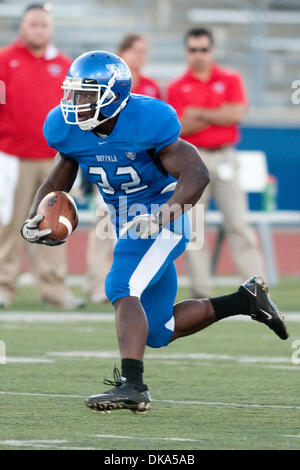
[
  {"xmin": 157, "ymin": 139, "xmax": 209, "ymax": 224},
  {"xmin": 21, "ymin": 154, "xmax": 78, "ymax": 245},
  {"xmin": 28, "ymin": 154, "xmax": 78, "ymax": 218}
]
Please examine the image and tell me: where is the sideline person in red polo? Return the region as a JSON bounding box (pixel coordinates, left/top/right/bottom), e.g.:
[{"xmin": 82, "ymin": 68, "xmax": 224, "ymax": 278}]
[
  {"xmin": 0, "ymin": 3, "xmax": 84, "ymax": 308},
  {"xmin": 167, "ymin": 27, "xmax": 264, "ymax": 298}
]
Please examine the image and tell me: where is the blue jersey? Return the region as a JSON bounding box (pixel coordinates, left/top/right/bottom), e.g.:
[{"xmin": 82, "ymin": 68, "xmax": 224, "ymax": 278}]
[{"xmin": 44, "ymin": 94, "xmax": 181, "ymax": 229}]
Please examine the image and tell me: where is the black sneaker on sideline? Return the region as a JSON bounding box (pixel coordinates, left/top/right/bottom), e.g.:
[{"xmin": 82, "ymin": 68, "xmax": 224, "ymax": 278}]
[
  {"xmin": 239, "ymin": 276, "xmax": 289, "ymax": 340},
  {"xmin": 85, "ymin": 367, "xmax": 151, "ymax": 414}
]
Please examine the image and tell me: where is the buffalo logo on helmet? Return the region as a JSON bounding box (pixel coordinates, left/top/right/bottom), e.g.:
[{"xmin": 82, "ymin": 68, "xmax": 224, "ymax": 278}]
[{"xmin": 106, "ymin": 63, "xmax": 131, "ymax": 80}]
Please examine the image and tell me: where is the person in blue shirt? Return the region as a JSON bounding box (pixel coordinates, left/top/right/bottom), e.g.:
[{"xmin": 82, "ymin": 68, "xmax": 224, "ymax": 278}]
[{"xmin": 21, "ymin": 51, "xmax": 288, "ymax": 414}]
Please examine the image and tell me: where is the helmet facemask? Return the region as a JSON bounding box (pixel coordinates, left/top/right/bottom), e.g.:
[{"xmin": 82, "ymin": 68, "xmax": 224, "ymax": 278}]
[{"xmin": 60, "ymin": 74, "xmax": 127, "ymax": 131}]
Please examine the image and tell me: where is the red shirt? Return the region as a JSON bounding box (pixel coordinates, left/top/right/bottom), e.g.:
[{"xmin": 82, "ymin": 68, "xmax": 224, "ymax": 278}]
[
  {"xmin": 132, "ymin": 74, "xmax": 161, "ymax": 99},
  {"xmin": 0, "ymin": 40, "xmax": 71, "ymax": 159},
  {"xmin": 167, "ymin": 64, "xmax": 247, "ymax": 148}
]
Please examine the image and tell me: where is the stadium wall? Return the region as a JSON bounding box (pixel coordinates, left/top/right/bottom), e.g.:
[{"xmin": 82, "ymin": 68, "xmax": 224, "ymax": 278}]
[{"xmin": 237, "ymin": 126, "xmax": 300, "ymax": 211}]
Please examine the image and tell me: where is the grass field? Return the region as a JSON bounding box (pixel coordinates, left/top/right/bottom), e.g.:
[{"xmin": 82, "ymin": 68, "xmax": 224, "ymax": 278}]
[
  {"xmin": 5, "ymin": 276, "xmax": 300, "ymax": 312},
  {"xmin": 0, "ymin": 279, "xmax": 300, "ymax": 450}
]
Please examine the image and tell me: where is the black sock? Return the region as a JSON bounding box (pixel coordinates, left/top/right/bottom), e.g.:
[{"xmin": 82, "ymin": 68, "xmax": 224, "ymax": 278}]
[
  {"xmin": 121, "ymin": 358, "xmax": 144, "ymax": 387},
  {"xmin": 210, "ymin": 291, "xmax": 252, "ymax": 321}
]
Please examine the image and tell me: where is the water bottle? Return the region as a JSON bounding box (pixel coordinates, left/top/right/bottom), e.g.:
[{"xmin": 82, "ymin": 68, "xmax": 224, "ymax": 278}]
[{"xmin": 262, "ymin": 175, "xmax": 278, "ymax": 212}]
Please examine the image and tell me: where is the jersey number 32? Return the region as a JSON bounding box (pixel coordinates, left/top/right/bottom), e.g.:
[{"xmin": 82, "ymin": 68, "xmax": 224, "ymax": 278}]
[{"xmin": 88, "ymin": 166, "xmax": 148, "ymax": 195}]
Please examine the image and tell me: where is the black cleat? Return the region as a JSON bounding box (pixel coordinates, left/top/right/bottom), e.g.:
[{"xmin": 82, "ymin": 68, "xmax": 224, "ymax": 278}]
[
  {"xmin": 239, "ymin": 276, "xmax": 289, "ymax": 340},
  {"xmin": 85, "ymin": 367, "xmax": 151, "ymax": 414}
]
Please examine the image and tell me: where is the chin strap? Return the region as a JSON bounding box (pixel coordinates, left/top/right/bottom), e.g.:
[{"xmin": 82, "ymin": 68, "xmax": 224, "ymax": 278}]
[{"xmin": 78, "ymin": 95, "xmax": 129, "ymax": 131}]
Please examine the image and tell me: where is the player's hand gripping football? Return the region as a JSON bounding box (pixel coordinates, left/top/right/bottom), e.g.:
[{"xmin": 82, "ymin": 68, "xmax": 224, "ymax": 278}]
[
  {"xmin": 119, "ymin": 212, "xmax": 163, "ymax": 239},
  {"xmin": 21, "ymin": 214, "xmax": 65, "ymax": 246}
]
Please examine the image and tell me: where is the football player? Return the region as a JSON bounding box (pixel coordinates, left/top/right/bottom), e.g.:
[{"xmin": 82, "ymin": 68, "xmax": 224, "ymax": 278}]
[{"xmin": 21, "ymin": 51, "xmax": 289, "ymax": 414}]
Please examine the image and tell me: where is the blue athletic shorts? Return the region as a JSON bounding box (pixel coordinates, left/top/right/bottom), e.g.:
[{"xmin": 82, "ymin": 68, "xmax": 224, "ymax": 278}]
[{"xmin": 105, "ymin": 213, "xmax": 190, "ymax": 348}]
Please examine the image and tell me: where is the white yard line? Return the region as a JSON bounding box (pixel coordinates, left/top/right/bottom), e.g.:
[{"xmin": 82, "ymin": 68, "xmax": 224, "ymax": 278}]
[
  {"xmin": 0, "ymin": 391, "xmax": 84, "ymax": 398},
  {"xmin": 52, "ymin": 445, "xmax": 103, "ymax": 450},
  {"xmin": 0, "ymin": 440, "xmax": 67, "ymax": 444},
  {"xmin": 48, "ymin": 350, "xmax": 120, "ymax": 358},
  {"xmin": 0, "ymin": 440, "xmax": 101, "ymax": 450},
  {"xmin": 261, "ymin": 365, "xmax": 300, "ymax": 371},
  {"xmin": 3, "ymin": 349, "xmax": 299, "ymax": 369},
  {"xmin": 0, "ymin": 390, "xmax": 299, "ymax": 411},
  {"xmin": 154, "ymin": 399, "xmax": 300, "ymax": 410},
  {"xmin": 92, "ymin": 434, "xmax": 200, "ymax": 442},
  {"xmin": 0, "ymin": 312, "xmax": 299, "ymax": 323},
  {"xmin": 0, "ymin": 313, "xmax": 115, "ymax": 322},
  {"xmin": 6, "ymin": 357, "xmax": 54, "ymax": 364},
  {"xmin": 160, "ymin": 360, "xmax": 213, "ymax": 366},
  {"xmin": 228, "ymin": 313, "xmax": 300, "ymax": 321},
  {"xmin": 283, "ymin": 435, "xmax": 300, "ymax": 439},
  {"xmin": 17, "ymin": 274, "xmax": 240, "ymax": 288},
  {"xmin": 47, "ymin": 350, "xmax": 294, "ymax": 365},
  {"xmin": 156, "ymin": 361, "xmax": 300, "ymax": 371}
]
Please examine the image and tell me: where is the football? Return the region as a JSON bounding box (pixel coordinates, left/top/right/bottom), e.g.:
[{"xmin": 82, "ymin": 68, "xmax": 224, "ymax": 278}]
[{"xmin": 37, "ymin": 191, "xmax": 78, "ymax": 240}]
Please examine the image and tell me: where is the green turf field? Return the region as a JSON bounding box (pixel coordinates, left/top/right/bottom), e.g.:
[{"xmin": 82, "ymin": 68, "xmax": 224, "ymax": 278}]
[
  {"xmin": 5, "ymin": 276, "xmax": 300, "ymax": 312},
  {"xmin": 0, "ymin": 280, "xmax": 300, "ymax": 450}
]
